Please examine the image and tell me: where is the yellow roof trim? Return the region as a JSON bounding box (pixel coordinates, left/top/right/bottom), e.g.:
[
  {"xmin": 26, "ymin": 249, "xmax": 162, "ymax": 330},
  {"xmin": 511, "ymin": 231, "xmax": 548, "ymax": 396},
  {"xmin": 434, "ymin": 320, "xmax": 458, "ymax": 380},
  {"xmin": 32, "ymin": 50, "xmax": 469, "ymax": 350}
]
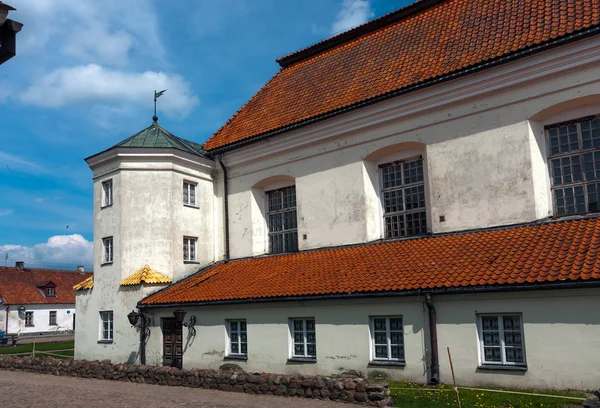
[
  {"xmin": 73, "ymin": 275, "xmax": 94, "ymax": 291},
  {"xmin": 120, "ymin": 265, "xmax": 172, "ymax": 286}
]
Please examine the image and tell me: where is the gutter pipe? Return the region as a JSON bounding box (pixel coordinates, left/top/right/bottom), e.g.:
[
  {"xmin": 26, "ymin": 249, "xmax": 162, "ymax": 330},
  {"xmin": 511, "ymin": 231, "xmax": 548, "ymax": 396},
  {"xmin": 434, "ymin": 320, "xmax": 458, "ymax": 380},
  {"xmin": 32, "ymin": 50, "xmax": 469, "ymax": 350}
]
[
  {"xmin": 425, "ymin": 293, "xmax": 440, "ymax": 384},
  {"xmin": 218, "ymin": 157, "xmax": 230, "ymax": 261}
]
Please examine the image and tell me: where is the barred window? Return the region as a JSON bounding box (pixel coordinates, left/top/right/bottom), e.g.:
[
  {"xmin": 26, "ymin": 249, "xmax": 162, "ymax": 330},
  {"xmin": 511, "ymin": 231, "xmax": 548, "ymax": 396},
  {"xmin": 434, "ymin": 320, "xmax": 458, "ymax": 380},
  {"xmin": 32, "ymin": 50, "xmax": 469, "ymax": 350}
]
[
  {"xmin": 547, "ymin": 116, "xmax": 600, "ymax": 215},
  {"xmin": 266, "ymin": 186, "xmax": 298, "ymax": 254},
  {"xmin": 183, "ymin": 237, "xmax": 197, "ymax": 262},
  {"xmin": 371, "ymin": 317, "xmax": 405, "ymax": 362},
  {"xmin": 227, "ymin": 320, "xmax": 247, "ymax": 357},
  {"xmin": 25, "ymin": 311, "xmax": 34, "ymax": 327},
  {"xmin": 380, "ymin": 157, "xmax": 427, "ymax": 239},
  {"xmin": 290, "ymin": 318, "xmax": 316, "ymax": 359},
  {"xmin": 478, "ymin": 314, "xmax": 526, "ymax": 366},
  {"xmin": 183, "ymin": 181, "xmax": 197, "ymax": 207}
]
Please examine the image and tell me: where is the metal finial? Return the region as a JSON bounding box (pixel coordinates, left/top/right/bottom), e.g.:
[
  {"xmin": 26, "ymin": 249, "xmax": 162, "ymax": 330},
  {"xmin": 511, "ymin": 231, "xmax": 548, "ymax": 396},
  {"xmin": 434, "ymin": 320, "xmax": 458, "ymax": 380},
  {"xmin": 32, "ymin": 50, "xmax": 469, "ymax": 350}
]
[{"xmin": 153, "ymin": 89, "xmax": 166, "ymax": 123}]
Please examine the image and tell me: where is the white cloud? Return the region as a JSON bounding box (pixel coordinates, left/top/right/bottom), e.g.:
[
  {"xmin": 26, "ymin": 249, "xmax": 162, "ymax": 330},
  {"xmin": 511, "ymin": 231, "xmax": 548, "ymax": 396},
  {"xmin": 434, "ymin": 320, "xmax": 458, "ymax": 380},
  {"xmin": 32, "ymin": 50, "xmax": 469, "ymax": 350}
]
[
  {"xmin": 11, "ymin": 0, "xmax": 164, "ymax": 65},
  {"xmin": 0, "ymin": 234, "xmax": 93, "ymax": 269},
  {"xmin": 0, "ymin": 209, "xmax": 14, "ymax": 217},
  {"xmin": 331, "ymin": 0, "xmax": 374, "ymax": 34},
  {"xmin": 0, "ymin": 151, "xmax": 48, "ymax": 175},
  {"xmin": 19, "ymin": 64, "xmax": 199, "ymax": 118}
]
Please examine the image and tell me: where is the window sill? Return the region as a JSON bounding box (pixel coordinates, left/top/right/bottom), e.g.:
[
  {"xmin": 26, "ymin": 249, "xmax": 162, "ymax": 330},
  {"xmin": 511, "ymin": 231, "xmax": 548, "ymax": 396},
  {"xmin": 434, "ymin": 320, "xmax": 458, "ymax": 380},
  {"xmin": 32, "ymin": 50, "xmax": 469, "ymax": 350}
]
[
  {"xmin": 369, "ymin": 360, "xmax": 406, "ymax": 367},
  {"xmin": 101, "ymin": 204, "xmax": 113, "ymax": 209},
  {"xmin": 183, "ymin": 204, "xmax": 199, "ymax": 209},
  {"xmin": 224, "ymin": 355, "xmax": 248, "ymax": 361},
  {"xmin": 97, "ymin": 340, "xmax": 113, "ymax": 344},
  {"xmin": 183, "ymin": 261, "xmax": 199, "ymax": 264},
  {"xmin": 101, "ymin": 262, "xmax": 113, "ymax": 266},
  {"xmin": 288, "ymin": 357, "xmax": 317, "ymax": 363},
  {"xmin": 478, "ymin": 365, "xmax": 527, "ymax": 372},
  {"xmin": 25, "ymin": 325, "xmax": 34, "ymax": 328},
  {"xmin": 49, "ymin": 324, "xmax": 57, "ymax": 326}
]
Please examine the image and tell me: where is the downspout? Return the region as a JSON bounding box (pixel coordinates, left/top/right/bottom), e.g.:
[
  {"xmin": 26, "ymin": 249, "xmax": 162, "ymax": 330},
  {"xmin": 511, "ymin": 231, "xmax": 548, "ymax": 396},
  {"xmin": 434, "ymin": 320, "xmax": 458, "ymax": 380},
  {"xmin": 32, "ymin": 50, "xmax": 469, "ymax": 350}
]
[
  {"xmin": 4, "ymin": 305, "xmax": 8, "ymax": 334},
  {"xmin": 425, "ymin": 293, "xmax": 440, "ymax": 384},
  {"xmin": 139, "ymin": 310, "xmax": 146, "ymax": 365},
  {"xmin": 218, "ymin": 157, "xmax": 230, "ymax": 260}
]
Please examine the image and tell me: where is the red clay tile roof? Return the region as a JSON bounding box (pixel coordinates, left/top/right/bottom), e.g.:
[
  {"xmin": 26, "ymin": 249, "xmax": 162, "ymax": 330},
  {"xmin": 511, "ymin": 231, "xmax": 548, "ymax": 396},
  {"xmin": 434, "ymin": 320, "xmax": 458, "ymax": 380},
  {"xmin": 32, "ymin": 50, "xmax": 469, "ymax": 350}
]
[
  {"xmin": 203, "ymin": 0, "xmax": 600, "ymax": 151},
  {"xmin": 141, "ymin": 218, "xmax": 600, "ymax": 305},
  {"xmin": 0, "ymin": 268, "xmax": 93, "ymax": 305}
]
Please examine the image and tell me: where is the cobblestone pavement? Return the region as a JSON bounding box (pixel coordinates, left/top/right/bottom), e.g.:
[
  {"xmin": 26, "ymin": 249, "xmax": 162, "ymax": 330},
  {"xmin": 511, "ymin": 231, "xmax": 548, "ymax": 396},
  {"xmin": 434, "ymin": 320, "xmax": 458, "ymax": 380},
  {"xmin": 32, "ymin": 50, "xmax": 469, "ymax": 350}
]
[{"xmin": 0, "ymin": 370, "xmax": 347, "ymax": 408}]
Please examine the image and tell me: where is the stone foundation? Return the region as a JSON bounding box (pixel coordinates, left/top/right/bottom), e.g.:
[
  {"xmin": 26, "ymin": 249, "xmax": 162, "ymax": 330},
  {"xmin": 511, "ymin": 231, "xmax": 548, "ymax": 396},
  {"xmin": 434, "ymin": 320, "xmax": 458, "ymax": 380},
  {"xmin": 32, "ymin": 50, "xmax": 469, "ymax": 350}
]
[{"xmin": 0, "ymin": 356, "xmax": 392, "ymax": 406}]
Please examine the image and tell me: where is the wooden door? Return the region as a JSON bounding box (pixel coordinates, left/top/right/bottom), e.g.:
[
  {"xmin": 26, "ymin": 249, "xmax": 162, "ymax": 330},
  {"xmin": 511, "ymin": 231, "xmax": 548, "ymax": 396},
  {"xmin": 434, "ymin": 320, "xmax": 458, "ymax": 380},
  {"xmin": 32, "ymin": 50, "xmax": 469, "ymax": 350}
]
[{"xmin": 162, "ymin": 318, "xmax": 183, "ymax": 368}]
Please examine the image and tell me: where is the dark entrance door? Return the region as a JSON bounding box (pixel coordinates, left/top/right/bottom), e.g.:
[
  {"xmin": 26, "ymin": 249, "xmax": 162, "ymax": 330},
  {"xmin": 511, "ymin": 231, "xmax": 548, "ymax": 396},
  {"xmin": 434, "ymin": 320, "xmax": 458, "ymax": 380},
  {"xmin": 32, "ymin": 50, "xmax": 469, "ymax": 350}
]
[{"xmin": 162, "ymin": 318, "xmax": 183, "ymax": 368}]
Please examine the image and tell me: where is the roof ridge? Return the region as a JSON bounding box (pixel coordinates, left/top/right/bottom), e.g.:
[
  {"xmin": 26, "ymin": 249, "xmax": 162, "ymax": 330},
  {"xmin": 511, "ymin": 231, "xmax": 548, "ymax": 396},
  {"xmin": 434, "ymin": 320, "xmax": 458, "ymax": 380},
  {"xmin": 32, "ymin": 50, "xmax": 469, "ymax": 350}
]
[{"xmin": 277, "ymin": 0, "xmax": 445, "ymax": 68}]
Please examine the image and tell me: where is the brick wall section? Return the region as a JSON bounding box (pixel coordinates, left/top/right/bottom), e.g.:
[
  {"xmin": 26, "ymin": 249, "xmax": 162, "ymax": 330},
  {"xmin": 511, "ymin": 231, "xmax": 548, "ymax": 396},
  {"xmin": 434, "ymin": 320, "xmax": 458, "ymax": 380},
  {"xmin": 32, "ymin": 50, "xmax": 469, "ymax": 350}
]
[{"xmin": 0, "ymin": 356, "xmax": 392, "ymax": 406}]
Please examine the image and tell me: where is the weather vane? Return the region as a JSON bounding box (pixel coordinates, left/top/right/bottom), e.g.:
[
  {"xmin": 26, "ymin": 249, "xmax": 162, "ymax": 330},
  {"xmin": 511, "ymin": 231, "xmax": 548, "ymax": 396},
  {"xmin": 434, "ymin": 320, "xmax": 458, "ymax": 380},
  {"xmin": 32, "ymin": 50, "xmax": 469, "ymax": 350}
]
[{"xmin": 153, "ymin": 89, "xmax": 166, "ymax": 122}]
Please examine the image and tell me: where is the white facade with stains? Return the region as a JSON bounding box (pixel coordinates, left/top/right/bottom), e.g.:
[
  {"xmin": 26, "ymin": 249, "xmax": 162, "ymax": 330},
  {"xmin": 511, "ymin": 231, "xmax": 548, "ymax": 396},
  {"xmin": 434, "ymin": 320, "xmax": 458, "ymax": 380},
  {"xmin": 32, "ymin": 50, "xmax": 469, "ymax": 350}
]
[
  {"xmin": 2, "ymin": 304, "xmax": 75, "ymax": 335},
  {"xmin": 75, "ymin": 35, "xmax": 600, "ymax": 390}
]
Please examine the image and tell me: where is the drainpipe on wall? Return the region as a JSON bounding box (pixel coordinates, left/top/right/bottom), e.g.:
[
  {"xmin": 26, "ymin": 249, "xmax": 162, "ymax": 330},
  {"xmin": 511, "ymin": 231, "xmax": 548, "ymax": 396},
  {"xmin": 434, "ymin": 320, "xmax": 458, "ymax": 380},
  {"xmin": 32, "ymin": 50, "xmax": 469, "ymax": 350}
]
[
  {"xmin": 218, "ymin": 157, "xmax": 230, "ymax": 261},
  {"xmin": 425, "ymin": 293, "xmax": 440, "ymax": 384},
  {"xmin": 139, "ymin": 310, "xmax": 146, "ymax": 365},
  {"xmin": 4, "ymin": 305, "xmax": 8, "ymax": 334}
]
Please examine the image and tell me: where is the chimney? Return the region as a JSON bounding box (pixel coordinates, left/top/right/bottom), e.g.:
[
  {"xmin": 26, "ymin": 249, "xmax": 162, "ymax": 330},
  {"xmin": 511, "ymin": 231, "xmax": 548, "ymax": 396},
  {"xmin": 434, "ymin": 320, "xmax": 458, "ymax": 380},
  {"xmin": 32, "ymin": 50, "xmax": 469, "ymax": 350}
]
[
  {"xmin": 15, "ymin": 261, "xmax": 24, "ymax": 271},
  {"xmin": 76, "ymin": 266, "xmax": 85, "ymax": 274}
]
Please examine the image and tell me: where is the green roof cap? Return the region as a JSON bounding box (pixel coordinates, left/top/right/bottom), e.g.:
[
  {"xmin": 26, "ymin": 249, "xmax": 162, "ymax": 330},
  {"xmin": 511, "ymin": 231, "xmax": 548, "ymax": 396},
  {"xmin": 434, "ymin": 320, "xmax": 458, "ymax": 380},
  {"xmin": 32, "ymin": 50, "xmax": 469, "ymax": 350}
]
[{"xmin": 113, "ymin": 122, "xmax": 209, "ymax": 157}]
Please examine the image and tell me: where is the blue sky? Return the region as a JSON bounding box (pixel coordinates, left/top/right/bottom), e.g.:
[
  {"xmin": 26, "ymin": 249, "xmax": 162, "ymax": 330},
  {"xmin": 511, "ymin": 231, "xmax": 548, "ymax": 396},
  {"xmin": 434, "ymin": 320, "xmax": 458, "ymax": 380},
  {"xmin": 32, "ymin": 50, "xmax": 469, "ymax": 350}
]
[{"xmin": 0, "ymin": 0, "xmax": 410, "ymax": 270}]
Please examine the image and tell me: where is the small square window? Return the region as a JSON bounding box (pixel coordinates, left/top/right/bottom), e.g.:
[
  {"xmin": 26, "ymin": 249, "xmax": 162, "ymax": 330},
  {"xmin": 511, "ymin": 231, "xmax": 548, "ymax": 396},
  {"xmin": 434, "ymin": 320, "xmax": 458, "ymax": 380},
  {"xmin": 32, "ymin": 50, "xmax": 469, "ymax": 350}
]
[
  {"xmin": 478, "ymin": 314, "xmax": 526, "ymax": 367},
  {"xmin": 102, "ymin": 179, "xmax": 113, "ymax": 207},
  {"xmin": 183, "ymin": 237, "xmax": 198, "ymax": 262},
  {"xmin": 370, "ymin": 316, "xmax": 405, "ymax": 362},
  {"xmin": 25, "ymin": 311, "xmax": 34, "ymax": 327},
  {"xmin": 45, "ymin": 287, "xmax": 55, "ymax": 297},
  {"xmin": 290, "ymin": 318, "xmax": 316, "ymax": 359},
  {"xmin": 227, "ymin": 320, "xmax": 247, "ymax": 357},
  {"xmin": 49, "ymin": 311, "xmax": 57, "ymax": 326},
  {"xmin": 99, "ymin": 311, "xmax": 113, "ymax": 342},
  {"xmin": 102, "ymin": 237, "xmax": 113, "ymax": 264},
  {"xmin": 183, "ymin": 181, "xmax": 197, "ymax": 207}
]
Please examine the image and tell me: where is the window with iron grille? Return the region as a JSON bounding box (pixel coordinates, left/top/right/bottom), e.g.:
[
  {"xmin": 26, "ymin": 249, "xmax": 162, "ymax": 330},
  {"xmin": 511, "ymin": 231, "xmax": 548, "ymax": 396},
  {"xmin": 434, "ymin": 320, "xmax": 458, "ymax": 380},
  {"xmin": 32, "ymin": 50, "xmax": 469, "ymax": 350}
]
[
  {"xmin": 102, "ymin": 237, "xmax": 113, "ymax": 264},
  {"xmin": 49, "ymin": 311, "xmax": 57, "ymax": 326},
  {"xmin": 25, "ymin": 311, "xmax": 34, "ymax": 327},
  {"xmin": 380, "ymin": 157, "xmax": 427, "ymax": 238},
  {"xmin": 547, "ymin": 116, "xmax": 600, "ymax": 216},
  {"xmin": 370, "ymin": 317, "xmax": 405, "ymax": 362},
  {"xmin": 290, "ymin": 318, "xmax": 316, "ymax": 359},
  {"xmin": 100, "ymin": 311, "xmax": 113, "ymax": 342},
  {"xmin": 478, "ymin": 314, "xmax": 526, "ymax": 367},
  {"xmin": 266, "ymin": 186, "xmax": 298, "ymax": 254},
  {"xmin": 102, "ymin": 179, "xmax": 113, "ymax": 207},
  {"xmin": 183, "ymin": 181, "xmax": 197, "ymax": 207},
  {"xmin": 183, "ymin": 237, "xmax": 197, "ymax": 261},
  {"xmin": 227, "ymin": 320, "xmax": 247, "ymax": 357}
]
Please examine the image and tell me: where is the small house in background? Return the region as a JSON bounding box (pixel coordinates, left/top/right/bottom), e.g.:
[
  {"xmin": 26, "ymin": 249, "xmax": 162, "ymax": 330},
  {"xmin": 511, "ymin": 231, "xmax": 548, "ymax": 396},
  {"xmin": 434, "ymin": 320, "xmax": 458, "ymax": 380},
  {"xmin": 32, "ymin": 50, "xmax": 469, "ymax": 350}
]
[{"xmin": 0, "ymin": 262, "xmax": 92, "ymax": 336}]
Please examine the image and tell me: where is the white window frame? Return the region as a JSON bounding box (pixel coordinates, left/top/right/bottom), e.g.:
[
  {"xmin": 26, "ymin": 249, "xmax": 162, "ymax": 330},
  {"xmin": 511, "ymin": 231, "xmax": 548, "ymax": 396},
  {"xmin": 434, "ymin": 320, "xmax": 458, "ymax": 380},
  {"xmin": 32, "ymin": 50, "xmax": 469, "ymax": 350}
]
[
  {"xmin": 99, "ymin": 311, "xmax": 114, "ymax": 342},
  {"xmin": 370, "ymin": 316, "xmax": 405, "ymax": 363},
  {"xmin": 45, "ymin": 287, "xmax": 55, "ymax": 297},
  {"xmin": 379, "ymin": 155, "xmax": 428, "ymax": 239},
  {"xmin": 477, "ymin": 314, "xmax": 526, "ymax": 367},
  {"xmin": 183, "ymin": 236, "xmax": 198, "ymax": 262},
  {"xmin": 102, "ymin": 237, "xmax": 113, "ymax": 264},
  {"xmin": 226, "ymin": 319, "xmax": 247, "ymax": 357},
  {"xmin": 102, "ymin": 179, "xmax": 113, "ymax": 207},
  {"xmin": 289, "ymin": 318, "xmax": 316, "ymax": 359},
  {"xmin": 183, "ymin": 181, "xmax": 197, "ymax": 207}
]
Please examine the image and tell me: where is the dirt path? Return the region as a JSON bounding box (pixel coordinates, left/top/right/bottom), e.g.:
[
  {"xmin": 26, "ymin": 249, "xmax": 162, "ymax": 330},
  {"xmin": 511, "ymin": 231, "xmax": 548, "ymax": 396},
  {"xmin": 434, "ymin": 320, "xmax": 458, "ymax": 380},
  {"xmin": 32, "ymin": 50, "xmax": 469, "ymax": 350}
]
[{"xmin": 0, "ymin": 370, "xmax": 347, "ymax": 408}]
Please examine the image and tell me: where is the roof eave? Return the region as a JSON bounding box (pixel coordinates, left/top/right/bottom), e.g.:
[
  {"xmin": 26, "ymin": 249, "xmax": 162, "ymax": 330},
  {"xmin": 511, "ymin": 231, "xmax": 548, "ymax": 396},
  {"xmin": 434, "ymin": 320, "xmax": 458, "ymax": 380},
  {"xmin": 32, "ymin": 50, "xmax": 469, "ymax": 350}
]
[{"xmin": 207, "ymin": 25, "xmax": 600, "ymax": 155}]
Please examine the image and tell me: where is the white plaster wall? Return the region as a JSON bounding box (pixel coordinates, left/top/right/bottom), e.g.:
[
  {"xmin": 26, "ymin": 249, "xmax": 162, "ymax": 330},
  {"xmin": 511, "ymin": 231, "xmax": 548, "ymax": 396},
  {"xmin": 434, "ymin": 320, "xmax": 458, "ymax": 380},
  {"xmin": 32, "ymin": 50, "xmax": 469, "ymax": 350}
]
[
  {"xmin": 7, "ymin": 304, "xmax": 75, "ymax": 334},
  {"xmin": 142, "ymin": 289, "xmax": 600, "ymax": 390},
  {"xmin": 221, "ymin": 47, "xmax": 600, "ymax": 258}
]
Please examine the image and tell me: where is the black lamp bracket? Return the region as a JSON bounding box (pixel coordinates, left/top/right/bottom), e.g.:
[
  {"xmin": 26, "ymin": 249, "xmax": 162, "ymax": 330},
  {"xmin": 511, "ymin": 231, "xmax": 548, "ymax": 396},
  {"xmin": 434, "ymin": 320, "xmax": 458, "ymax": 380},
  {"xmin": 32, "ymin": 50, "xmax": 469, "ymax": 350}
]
[{"xmin": 183, "ymin": 315, "xmax": 196, "ymax": 337}]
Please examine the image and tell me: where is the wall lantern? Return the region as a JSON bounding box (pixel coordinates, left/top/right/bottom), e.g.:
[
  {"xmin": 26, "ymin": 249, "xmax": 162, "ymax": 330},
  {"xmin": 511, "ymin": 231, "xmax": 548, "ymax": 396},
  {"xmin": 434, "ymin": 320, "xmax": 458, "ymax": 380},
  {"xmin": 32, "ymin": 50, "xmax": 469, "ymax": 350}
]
[
  {"xmin": 0, "ymin": 2, "xmax": 22, "ymax": 65},
  {"xmin": 128, "ymin": 310, "xmax": 140, "ymax": 326},
  {"xmin": 173, "ymin": 309, "xmax": 196, "ymax": 337}
]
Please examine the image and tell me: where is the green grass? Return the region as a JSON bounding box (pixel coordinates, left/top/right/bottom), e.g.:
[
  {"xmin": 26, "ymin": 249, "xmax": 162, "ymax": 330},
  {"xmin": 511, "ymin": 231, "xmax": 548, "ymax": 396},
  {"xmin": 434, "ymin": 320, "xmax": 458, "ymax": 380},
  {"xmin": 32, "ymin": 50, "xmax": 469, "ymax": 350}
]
[
  {"xmin": 389, "ymin": 381, "xmax": 588, "ymax": 408},
  {"xmin": 0, "ymin": 340, "xmax": 74, "ymax": 357}
]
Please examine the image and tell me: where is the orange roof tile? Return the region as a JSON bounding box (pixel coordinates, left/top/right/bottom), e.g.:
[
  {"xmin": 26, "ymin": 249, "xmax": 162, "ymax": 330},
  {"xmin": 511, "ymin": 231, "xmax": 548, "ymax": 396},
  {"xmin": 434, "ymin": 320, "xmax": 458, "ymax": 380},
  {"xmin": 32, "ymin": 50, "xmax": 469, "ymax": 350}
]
[
  {"xmin": 203, "ymin": 0, "xmax": 600, "ymax": 151},
  {"xmin": 73, "ymin": 275, "xmax": 94, "ymax": 291},
  {"xmin": 0, "ymin": 268, "xmax": 93, "ymax": 304},
  {"xmin": 141, "ymin": 218, "xmax": 600, "ymax": 305},
  {"xmin": 119, "ymin": 265, "xmax": 172, "ymax": 286}
]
